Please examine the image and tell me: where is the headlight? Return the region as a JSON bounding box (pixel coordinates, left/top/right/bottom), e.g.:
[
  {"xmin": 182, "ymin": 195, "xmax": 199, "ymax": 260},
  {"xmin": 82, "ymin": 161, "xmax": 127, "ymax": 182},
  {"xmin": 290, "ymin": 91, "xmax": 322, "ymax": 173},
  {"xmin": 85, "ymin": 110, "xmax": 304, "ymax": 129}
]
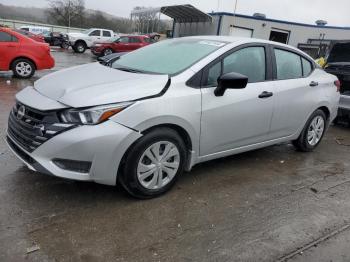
[
  {"xmin": 94, "ymin": 43, "xmax": 102, "ymax": 47},
  {"xmin": 60, "ymin": 102, "xmax": 133, "ymax": 125}
]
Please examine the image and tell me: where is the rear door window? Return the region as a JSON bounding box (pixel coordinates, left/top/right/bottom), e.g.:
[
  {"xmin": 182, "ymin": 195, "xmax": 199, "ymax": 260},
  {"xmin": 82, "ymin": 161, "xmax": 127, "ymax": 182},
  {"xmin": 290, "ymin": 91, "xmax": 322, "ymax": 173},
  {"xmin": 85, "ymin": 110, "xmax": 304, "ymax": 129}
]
[
  {"xmin": 0, "ymin": 32, "xmax": 17, "ymax": 42},
  {"xmin": 103, "ymin": 31, "xmax": 111, "ymax": 37},
  {"xmin": 275, "ymin": 49, "xmax": 303, "ymax": 80}
]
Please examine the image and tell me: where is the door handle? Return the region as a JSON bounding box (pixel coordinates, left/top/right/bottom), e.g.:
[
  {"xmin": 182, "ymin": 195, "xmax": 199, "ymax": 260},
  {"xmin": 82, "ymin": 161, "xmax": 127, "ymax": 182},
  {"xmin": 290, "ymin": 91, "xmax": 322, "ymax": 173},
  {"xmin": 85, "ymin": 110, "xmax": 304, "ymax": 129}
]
[
  {"xmin": 258, "ymin": 91, "xmax": 273, "ymax": 99},
  {"xmin": 310, "ymin": 81, "xmax": 319, "ymax": 87}
]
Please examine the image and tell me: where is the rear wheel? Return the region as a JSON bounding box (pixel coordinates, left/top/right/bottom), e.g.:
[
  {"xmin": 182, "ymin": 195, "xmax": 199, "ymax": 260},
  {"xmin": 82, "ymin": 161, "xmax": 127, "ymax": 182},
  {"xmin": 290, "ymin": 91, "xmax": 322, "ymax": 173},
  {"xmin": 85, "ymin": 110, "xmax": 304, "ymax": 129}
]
[
  {"xmin": 292, "ymin": 109, "xmax": 327, "ymax": 152},
  {"xmin": 61, "ymin": 42, "xmax": 70, "ymax": 49},
  {"xmin": 12, "ymin": 59, "xmax": 35, "ymax": 79},
  {"xmin": 119, "ymin": 128, "xmax": 187, "ymax": 199}
]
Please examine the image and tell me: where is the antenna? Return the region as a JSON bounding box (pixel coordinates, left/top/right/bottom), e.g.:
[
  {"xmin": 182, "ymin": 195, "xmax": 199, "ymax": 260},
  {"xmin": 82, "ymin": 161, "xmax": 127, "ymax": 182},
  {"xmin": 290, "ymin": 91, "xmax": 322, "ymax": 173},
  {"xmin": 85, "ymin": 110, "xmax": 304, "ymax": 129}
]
[{"xmin": 233, "ymin": 0, "xmax": 239, "ymax": 26}]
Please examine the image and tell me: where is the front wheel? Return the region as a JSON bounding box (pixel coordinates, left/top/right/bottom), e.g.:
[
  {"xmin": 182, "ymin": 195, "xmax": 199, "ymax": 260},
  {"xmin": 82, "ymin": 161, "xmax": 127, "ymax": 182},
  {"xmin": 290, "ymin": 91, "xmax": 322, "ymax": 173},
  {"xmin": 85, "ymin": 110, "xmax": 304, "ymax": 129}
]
[
  {"xmin": 12, "ymin": 59, "xmax": 35, "ymax": 79},
  {"xmin": 119, "ymin": 128, "xmax": 187, "ymax": 199},
  {"xmin": 292, "ymin": 109, "xmax": 327, "ymax": 152},
  {"xmin": 74, "ymin": 42, "xmax": 86, "ymax": 53},
  {"xmin": 103, "ymin": 48, "xmax": 113, "ymax": 56}
]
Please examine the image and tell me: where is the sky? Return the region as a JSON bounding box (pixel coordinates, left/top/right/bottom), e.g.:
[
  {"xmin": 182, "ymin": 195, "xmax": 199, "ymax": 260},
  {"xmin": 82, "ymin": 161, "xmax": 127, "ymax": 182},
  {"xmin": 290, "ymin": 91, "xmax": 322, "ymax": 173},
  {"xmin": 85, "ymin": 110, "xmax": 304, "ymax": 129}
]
[{"xmin": 1, "ymin": 0, "xmax": 349, "ymax": 27}]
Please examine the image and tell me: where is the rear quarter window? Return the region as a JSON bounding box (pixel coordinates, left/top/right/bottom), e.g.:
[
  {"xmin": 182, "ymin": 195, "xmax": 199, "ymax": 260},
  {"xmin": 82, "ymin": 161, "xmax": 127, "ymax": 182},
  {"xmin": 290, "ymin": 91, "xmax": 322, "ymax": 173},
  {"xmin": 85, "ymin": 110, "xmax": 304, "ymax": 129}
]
[
  {"xmin": 302, "ymin": 58, "xmax": 313, "ymax": 76},
  {"xmin": 0, "ymin": 32, "xmax": 17, "ymax": 42}
]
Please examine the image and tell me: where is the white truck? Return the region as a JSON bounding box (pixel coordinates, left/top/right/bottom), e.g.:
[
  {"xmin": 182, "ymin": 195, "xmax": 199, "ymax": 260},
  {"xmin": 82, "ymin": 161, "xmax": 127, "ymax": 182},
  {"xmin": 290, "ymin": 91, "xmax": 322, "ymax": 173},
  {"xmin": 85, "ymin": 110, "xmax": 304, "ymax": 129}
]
[{"xmin": 67, "ymin": 28, "xmax": 116, "ymax": 53}]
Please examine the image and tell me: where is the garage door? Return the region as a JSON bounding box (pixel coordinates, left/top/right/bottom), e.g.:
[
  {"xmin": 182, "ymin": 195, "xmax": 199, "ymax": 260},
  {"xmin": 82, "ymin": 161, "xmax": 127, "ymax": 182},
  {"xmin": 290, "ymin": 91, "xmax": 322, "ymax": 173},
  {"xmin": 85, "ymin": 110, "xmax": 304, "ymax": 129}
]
[{"xmin": 229, "ymin": 26, "xmax": 253, "ymax": 38}]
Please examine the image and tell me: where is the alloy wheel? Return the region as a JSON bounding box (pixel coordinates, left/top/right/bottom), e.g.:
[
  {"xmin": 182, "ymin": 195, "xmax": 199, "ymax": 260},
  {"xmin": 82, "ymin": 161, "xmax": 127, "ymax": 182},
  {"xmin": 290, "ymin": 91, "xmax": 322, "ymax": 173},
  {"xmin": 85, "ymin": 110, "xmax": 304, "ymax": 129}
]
[
  {"xmin": 307, "ymin": 115, "xmax": 325, "ymax": 146},
  {"xmin": 15, "ymin": 62, "xmax": 32, "ymax": 77}
]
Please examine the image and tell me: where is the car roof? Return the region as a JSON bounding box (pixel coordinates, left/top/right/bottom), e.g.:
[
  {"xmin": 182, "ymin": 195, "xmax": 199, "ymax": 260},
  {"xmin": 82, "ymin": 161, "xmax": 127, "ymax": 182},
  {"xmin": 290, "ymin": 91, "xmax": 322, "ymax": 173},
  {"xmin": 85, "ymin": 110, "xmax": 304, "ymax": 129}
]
[{"xmin": 184, "ymin": 35, "xmax": 313, "ymax": 59}]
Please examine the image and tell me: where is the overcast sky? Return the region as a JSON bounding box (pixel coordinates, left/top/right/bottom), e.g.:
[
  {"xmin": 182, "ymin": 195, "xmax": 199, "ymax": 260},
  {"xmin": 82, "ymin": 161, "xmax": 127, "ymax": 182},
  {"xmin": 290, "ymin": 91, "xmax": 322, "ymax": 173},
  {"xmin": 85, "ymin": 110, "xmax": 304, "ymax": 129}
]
[{"xmin": 1, "ymin": 0, "xmax": 349, "ymax": 26}]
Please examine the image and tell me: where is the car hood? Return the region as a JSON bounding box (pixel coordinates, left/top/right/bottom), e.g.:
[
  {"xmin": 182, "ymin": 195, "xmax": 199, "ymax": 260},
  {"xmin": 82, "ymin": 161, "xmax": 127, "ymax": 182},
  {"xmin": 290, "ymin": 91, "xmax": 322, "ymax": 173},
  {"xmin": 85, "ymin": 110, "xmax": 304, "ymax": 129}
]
[{"xmin": 34, "ymin": 63, "xmax": 169, "ymax": 108}]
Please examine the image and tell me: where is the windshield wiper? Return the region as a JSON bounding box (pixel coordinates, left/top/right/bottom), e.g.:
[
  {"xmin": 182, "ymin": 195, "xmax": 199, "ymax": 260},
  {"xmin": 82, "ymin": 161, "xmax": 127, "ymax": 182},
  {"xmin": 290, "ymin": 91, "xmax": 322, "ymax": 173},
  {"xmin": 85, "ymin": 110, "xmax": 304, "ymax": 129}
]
[{"xmin": 115, "ymin": 67, "xmax": 144, "ymax": 73}]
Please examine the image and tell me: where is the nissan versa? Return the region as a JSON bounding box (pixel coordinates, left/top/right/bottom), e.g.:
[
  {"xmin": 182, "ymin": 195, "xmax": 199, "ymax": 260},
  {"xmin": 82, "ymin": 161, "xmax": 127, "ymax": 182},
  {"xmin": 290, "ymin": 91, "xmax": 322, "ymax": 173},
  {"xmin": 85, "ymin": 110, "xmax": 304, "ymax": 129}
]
[{"xmin": 6, "ymin": 36, "xmax": 340, "ymax": 198}]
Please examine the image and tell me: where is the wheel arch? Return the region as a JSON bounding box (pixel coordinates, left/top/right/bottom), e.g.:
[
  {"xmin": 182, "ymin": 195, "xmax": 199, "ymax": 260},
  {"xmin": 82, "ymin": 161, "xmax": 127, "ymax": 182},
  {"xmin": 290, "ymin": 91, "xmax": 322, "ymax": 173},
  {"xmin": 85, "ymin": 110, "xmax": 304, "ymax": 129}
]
[
  {"xmin": 75, "ymin": 39, "xmax": 87, "ymax": 47},
  {"xmin": 10, "ymin": 56, "xmax": 37, "ymax": 70},
  {"xmin": 116, "ymin": 122, "xmax": 197, "ymax": 184},
  {"xmin": 317, "ymin": 106, "xmax": 330, "ymax": 121}
]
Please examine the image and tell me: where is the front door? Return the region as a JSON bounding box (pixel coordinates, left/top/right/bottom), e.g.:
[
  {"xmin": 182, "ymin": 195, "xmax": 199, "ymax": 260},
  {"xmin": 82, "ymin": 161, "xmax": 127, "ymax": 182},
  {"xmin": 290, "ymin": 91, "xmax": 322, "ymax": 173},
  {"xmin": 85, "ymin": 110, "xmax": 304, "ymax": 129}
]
[
  {"xmin": 89, "ymin": 29, "xmax": 102, "ymax": 43},
  {"xmin": 200, "ymin": 46, "xmax": 275, "ymax": 156}
]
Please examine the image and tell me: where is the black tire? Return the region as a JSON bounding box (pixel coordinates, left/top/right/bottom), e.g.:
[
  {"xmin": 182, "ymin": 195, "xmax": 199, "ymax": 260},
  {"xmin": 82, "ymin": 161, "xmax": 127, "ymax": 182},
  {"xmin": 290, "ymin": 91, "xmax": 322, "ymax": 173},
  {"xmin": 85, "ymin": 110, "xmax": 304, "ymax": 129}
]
[
  {"xmin": 292, "ymin": 109, "xmax": 327, "ymax": 152},
  {"xmin": 61, "ymin": 42, "xmax": 69, "ymax": 49},
  {"xmin": 12, "ymin": 58, "xmax": 35, "ymax": 79},
  {"xmin": 74, "ymin": 41, "xmax": 86, "ymax": 53},
  {"xmin": 118, "ymin": 128, "xmax": 187, "ymax": 199},
  {"xmin": 103, "ymin": 48, "xmax": 113, "ymax": 57}
]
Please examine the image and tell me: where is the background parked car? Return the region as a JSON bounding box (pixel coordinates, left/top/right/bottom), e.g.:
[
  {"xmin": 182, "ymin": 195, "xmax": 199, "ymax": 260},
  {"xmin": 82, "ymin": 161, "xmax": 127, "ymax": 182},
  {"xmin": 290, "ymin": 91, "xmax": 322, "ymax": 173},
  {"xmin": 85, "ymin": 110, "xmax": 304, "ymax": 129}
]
[
  {"xmin": 97, "ymin": 52, "xmax": 128, "ymax": 65},
  {"xmin": 14, "ymin": 29, "xmax": 46, "ymax": 43},
  {"xmin": 0, "ymin": 27, "xmax": 54, "ymax": 78},
  {"xmin": 324, "ymin": 41, "xmax": 350, "ymax": 123},
  {"xmin": 91, "ymin": 35, "xmax": 153, "ymax": 56},
  {"xmin": 147, "ymin": 32, "xmax": 161, "ymax": 41},
  {"xmin": 68, "ymin": 28, "xmax": 116, "ymax": 53},
  {"xmin": 19, "ymin": 25, "xmax": 51, "ymax": 35},
  {"xmin": 42, "ymin": 32, "xmax": 70, "ymax": 49}
]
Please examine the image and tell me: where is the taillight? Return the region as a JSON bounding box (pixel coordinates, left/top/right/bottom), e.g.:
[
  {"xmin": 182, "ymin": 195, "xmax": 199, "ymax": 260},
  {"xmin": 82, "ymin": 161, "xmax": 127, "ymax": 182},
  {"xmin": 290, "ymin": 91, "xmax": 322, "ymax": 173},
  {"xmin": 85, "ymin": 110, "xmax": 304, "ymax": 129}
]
[{"xmin": 334, "ymin": 80, "xmax": 341, "ymax": 92}]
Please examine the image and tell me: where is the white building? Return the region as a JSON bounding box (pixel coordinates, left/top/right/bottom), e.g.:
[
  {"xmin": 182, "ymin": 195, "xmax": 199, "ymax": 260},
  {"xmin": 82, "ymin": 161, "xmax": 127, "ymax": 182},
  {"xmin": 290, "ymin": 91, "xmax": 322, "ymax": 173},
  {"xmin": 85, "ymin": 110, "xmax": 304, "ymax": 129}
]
[{"xmin": 168, "ymin": 6, "xmax": 350, "ymax": 58}]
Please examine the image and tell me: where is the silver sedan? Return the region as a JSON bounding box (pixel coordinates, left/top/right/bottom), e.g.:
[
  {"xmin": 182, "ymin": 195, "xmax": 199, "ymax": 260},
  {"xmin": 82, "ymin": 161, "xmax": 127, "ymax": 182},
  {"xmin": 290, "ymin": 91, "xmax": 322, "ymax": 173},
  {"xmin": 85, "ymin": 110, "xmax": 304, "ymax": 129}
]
[{"xmin": 7, "ymin": 36, "xmax": 340, "ymax": 198}]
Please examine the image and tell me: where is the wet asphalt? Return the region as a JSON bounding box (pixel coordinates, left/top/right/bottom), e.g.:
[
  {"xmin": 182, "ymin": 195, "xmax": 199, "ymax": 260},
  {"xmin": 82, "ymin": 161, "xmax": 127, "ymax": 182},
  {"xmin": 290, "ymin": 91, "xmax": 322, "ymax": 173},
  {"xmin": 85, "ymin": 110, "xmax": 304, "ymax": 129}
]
[{"xmin": 1, "ymin": 48, "xmax": 350, "ymax": 262}]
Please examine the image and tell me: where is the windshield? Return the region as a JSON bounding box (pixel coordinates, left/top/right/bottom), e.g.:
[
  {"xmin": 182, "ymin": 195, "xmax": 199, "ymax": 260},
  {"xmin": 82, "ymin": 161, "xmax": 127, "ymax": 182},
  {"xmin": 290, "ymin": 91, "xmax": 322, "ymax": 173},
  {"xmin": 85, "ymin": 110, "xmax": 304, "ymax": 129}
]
[
  {"xmin": 82, "ymin": 29, "xmax": 93, "ymax": 35},
  {"xmin": 112, "ymin": 38, "xmax": 227, "ymax": 75},
  {"xmin": 327, "ymin": 43, "xmax": 350, "ymax": 63}
]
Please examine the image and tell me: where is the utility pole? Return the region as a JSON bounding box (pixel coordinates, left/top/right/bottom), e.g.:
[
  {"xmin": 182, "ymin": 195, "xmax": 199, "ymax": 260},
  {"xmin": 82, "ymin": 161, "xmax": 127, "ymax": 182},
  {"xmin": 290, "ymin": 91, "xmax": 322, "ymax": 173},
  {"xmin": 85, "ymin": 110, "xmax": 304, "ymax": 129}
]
[{"xmin": 68, "ymin": 0, "xmax": 71, "ymax": 28}]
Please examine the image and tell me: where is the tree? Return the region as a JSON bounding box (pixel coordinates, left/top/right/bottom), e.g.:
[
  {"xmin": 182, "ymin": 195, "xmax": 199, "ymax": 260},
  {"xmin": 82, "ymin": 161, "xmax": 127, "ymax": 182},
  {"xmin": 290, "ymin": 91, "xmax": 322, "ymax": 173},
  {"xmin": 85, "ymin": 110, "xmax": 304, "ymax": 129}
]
[{"xmin": 46, "ymin": 0, "xmax": 85, "ymax": 27}]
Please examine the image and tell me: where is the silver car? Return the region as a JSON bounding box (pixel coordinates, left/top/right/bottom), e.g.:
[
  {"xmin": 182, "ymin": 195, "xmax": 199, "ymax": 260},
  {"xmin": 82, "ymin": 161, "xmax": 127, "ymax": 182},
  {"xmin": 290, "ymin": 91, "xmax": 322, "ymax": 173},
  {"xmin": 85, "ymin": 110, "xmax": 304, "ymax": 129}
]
[{"xmin": 6, "ymin": 36, "xmax": 340, "ymax": 198}]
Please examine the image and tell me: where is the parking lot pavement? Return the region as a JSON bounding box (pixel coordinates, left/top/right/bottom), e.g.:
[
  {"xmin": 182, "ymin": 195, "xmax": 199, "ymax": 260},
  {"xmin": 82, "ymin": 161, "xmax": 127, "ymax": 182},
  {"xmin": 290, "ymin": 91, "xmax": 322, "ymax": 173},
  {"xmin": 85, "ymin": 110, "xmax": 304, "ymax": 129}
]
[{"xmin": 1, "ymin": 49, "xmax": 350, "ymax": 262}]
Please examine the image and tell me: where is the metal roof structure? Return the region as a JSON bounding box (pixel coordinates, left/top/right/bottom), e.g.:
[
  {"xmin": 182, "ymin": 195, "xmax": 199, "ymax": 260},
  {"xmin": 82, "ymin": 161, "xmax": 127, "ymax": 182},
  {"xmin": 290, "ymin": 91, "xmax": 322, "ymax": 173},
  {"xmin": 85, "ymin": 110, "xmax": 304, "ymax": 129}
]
[{"xmin": 160, "ymin": 5, "xmax": 213, "ymax": 23}]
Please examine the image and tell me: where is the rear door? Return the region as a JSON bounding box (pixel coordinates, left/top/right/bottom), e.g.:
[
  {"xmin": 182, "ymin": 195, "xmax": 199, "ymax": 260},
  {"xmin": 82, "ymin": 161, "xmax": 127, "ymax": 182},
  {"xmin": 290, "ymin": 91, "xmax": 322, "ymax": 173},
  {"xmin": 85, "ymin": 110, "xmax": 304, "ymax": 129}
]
[
  {"xmin": 0, "ymin": 31, "xmax": 20, "ymax": 70},
  {"xmin": 268, "ymin": 47, "xmax": 319, "ymax": 139},
  {"xmin": 128, "ymin": 37, "xmax": 144, "ymax": 51},
  {"xmin": 200, "ymin": 45, "xmax": 275, "ymax": 156},
  {"xmin": 102, "ymin": 30, "xmax": 112, "ymax": 42}
]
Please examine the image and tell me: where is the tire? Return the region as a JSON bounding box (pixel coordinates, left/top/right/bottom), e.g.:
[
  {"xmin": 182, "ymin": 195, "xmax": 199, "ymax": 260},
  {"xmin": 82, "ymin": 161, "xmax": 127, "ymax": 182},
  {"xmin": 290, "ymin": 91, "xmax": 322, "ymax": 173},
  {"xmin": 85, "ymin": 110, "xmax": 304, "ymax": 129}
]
[
  {"xmin": 292, "ymin": 109, "xmax": 327, "ymax": 152},
  {"xmin": 118, "ymin": 128, "xmax": 187, "ymax": 199},
  {"xmin": 103, "ymin": 48, "xmax": 113, "ymax": 57},
  {"xmin": 61, "ymin": 42, "xmax": 69, "ymax": 49},
  {"xmin": 12, "ymin": 58, "xmax": 35, "ymax": 79},
  {"xmin": 74, "ymin": 41, "xmax": 86, "ymax": 53}
]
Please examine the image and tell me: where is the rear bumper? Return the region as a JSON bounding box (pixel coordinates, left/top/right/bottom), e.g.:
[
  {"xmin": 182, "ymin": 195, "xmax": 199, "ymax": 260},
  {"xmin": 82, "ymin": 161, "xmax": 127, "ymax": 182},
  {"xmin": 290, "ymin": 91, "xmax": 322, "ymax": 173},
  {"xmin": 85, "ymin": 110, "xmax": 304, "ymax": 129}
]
[{"xmin": 36, "ymin": 55, "xmax": 55, "ymax": 70}]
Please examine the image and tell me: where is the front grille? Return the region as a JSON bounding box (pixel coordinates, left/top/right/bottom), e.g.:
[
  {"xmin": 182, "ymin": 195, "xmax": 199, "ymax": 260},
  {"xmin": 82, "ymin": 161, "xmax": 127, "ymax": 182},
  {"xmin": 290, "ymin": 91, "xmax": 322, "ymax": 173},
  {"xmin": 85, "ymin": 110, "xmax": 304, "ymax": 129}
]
[{"xmin": 7, "ymin": 102, "xmax": 75, "ymax": 153}]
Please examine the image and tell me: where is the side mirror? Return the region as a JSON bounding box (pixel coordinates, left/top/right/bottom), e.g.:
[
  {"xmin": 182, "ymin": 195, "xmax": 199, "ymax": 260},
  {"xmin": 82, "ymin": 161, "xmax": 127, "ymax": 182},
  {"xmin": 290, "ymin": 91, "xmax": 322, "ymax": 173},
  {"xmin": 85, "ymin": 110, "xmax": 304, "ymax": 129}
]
[{"xmin": 214, "ymin": 72, "xmax": 248, "ymax": 97}]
